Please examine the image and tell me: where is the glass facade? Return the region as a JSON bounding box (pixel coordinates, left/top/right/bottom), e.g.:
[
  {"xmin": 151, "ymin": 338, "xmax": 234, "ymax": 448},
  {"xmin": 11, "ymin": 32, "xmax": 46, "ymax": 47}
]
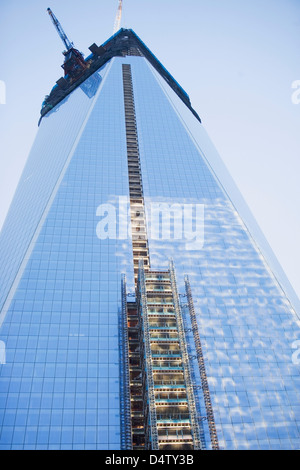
[
  {"xmin": 0, "ymin": 37, "xmax": 299, "ymax": 450},
  {"xmin": 0, "ymin": 60, "xmax": 133, "ymax": 449},
  {"xmin": 131, "ymin": 56, "xmax": 300, "ymax": 450}
]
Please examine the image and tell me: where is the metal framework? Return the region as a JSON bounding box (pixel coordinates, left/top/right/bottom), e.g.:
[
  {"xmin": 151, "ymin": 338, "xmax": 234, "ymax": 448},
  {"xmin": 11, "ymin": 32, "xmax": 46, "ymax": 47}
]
[
  {"xmin": 47, "ymin": 7, "xmax": 73, "ymax": 51},
  {"xmin": 122, "ymin": 64, "xmax": 150, "ymax": 281},
  {"xmin": 126, "ymin": 298, "xmax": 146, "ymax": 449},
  {"xmin": 120, "ymin": 275, "xmax": 133, "ymax": 449},
  {"xmin": 184, "ymin": 276, "xmax": 220, "ymax": 450},
  {"xmin": 134, "ymin": 261, "xmax": 203, "ymax": 450},
  {"xmin": 181, "ymin": 297, "xmax": 207, "ymax": 449},
  {"xmin": 138, "ymin": 260, "xmax": 159, "ymax": 450},
  {"xmin": 169, "ymin": 261, "xmax": 202, "ymax": 450},
  {"xmin": 46, "ymin": 8, "xmax": 87, "ymax": 81}
]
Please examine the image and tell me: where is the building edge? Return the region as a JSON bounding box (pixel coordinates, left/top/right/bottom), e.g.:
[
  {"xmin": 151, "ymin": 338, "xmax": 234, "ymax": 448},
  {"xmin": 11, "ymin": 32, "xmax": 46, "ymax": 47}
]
[{"xmin": 147, "ymin": 60, "xmax": 300, "ymax": 323}]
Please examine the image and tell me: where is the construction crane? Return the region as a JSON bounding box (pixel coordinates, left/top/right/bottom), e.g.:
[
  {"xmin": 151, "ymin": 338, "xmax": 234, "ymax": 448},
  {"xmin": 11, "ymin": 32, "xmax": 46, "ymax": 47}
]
[
  {"xmin": 47, "ymin": 7, "xmax": 87, "ymax": 80},
  {"xmin": 47, "ymin": 7, "xmax": 73, "ymax": 51},
  {"xmin": 113, "ymin": 0, "xmax": 123, "ymax": 34}
]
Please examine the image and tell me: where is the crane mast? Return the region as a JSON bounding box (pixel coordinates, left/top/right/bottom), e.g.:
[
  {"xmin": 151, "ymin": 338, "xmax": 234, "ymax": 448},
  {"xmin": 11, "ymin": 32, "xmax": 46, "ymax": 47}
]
[{"xmin": 113, "ymin": 0, "xmax": 123, "ymax": 34}]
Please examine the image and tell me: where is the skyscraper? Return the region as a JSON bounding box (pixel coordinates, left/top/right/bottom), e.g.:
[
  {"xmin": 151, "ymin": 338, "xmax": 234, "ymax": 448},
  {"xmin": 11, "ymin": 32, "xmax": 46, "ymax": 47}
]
[{"xmin": 0, "ymin": 27, "xmax": 299, "ymax": 450}]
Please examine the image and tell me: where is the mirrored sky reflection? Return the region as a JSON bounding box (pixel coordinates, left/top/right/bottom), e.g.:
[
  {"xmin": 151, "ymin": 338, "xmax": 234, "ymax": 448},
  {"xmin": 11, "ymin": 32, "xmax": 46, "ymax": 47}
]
[{"xmin": 131, "ymin": 57, "xmax": 300, "ymax": 450}]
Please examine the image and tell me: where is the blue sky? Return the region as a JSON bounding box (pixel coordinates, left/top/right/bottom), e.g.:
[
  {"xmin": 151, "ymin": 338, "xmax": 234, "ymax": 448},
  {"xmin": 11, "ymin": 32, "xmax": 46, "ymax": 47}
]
[{"xmin": 0, "ymin": 0, "xmax": 299, "ymax": 301}]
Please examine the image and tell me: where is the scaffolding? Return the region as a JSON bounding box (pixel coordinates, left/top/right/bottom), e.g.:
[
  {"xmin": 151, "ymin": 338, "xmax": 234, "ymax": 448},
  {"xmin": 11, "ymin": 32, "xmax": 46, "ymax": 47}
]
[
  {"xmin": 169, "ymin": 261, "xmax": 202, "ymax": 450},
  {"xmin": 120, "ymin": 275, "xmax": 133, "ymax": 449},
  {"xmin": 127, "ymin": 298, "xmax": 146, "ymax": 449},
  {"xmin": 184, "ymin": 276, "xmax": 220, "ymax": 450},
  {"xmin": 133, "ymin": 261, "xmax": 203, "ymax": 450},
  {"xmin": 138, "ymin": 260, "xmax": 159, "ymax": 449},
  {"xmin": 181, "ymin": 297, "xmax": 207, "ymax": 450}
]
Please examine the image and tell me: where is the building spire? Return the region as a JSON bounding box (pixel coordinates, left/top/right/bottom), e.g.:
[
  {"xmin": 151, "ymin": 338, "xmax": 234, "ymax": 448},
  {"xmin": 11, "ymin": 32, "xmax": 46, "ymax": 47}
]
[{"xmin": 113, "ymin": 0, "xmax": 123, "ymax": 34}]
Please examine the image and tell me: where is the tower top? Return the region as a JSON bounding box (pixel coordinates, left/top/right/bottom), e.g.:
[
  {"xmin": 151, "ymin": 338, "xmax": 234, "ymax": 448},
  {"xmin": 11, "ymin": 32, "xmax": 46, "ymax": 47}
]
[{"xmin": 40, "ymin": 29, "xmax": 201, "ymax": 124}]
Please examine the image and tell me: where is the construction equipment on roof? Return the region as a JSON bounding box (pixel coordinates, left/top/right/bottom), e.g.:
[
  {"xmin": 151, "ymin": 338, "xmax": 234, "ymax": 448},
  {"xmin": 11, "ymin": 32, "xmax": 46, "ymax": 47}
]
[
  {"xmin": 47, "ymin": 7, "xmax": 87, "ymax": 81},
  {"xmin": 40, "ymin": 29, "xmax": 201, "ymax": 125}
]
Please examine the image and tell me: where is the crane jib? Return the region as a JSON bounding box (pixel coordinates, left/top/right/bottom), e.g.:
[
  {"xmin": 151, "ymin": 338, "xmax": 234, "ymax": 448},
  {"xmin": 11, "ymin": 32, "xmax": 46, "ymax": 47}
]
[{"xmin": 47, "ymin": 7, "xmax": 73, "ymax": 51}]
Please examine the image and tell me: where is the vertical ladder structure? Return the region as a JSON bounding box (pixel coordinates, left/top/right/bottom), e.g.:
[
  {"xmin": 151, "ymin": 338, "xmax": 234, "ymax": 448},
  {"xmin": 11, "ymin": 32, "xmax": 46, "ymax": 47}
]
[
  {"xmin": 184, "ymin": 276, "xmax": 220, "ymax": 450},
  {"xmin": 126, "ymin": 297, "xmax": 146, "ymax": 449},
  {"xmin": 122, "ymin": 64, "xmax": 150, "ymax": 282},
  {"xmin": 121, "ymin": 62, "xmax": 150, "ymax": 449},
  {"xmin": 120, "ymin": 275, "xmax": 133, "ymax": 449}
]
